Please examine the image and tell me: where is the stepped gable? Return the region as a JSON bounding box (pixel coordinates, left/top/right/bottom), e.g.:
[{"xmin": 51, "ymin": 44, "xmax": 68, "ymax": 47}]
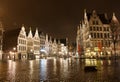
[{"xmin": 86, "ymin": 12, "xmax": 110, "ymax": 24}]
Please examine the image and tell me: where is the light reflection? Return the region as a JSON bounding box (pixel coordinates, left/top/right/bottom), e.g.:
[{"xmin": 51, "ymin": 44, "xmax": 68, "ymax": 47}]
[
  {"xmin": 59, "ymin": 58, "xmax": 63, "ymax": 70},
  {"xmin": 29, "ymin": 60, "xmax": 33, "ymax": 75},
  {"xmin": 63, "ymin": 59, "xmax": 68, "ymax": 73},
  {"xmin": 85, "ymin": 59, "xmax": 97, "ymax": 66},
  {"xmin": 108, "ymin": 60, "xmax": 111, "ymax": 65},
  {"xmin": 40, "ymin": 59, "xmax": 47, "ymax": 80},
  {"xmin": 57, "ymin": 58, "xmax": 69, "ymax": 78},
  {"xmin": 100, "ymin": 60, "xmax": 103, "ymax": 65},
  {"xmin": 8, "ymin": 60, "xmax": 16, "ymax": 79},
  {"xmin": 0, "ymin": 57, "xmax": 118, "ymax": 81},
  {"xmin": 68, "ymin": 58, "xmax": 71, "ymax": 65},
  {"xmin": 53, "ymin": 58, "xmax": 56, "ymax": 73}
]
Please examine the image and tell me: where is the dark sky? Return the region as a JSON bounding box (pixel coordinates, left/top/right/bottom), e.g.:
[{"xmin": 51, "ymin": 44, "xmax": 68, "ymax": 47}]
[{"xmin": 0, "ymin": 0, "xmax": 120, "ymax": 42}]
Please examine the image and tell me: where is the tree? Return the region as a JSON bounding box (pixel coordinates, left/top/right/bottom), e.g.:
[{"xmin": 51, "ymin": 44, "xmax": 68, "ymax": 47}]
[{"xmin": 110, "ymin": 13, "xmax": 120, "ymax": 59}]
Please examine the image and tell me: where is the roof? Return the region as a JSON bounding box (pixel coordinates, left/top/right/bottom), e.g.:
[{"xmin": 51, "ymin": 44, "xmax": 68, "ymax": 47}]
[{"xmin": 86, "ymin": 12, "xmax": 110, "ymax": 24}]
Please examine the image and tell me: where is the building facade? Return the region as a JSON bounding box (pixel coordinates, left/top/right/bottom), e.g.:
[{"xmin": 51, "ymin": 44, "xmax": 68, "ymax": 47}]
[
  {"xmin": 110, "ymin": 13, "xmax": 120, "ymax": 56},
  {"xmin": 52, "ymin": 38, "xmax": 58, "ymax": 55},
  {"xmin": 33, "ymin": 28, "xmax": 40, "ymax": 58},
  {"xmin": 76, "ymin": 10, "xmax": 114, "ymax": 58},
  {"xmin": 45, "ymin": 34, "xmax": 49, "ymax": 55},
  {"xmin": 4, "ymin": 25, "xmax": 68, "ymax": 60},
  {"xmin": 39, "ymin": 32, "xmax": 46, "ymax": 55},
  {"xmin": 49, "ymin": 36, "xmax": 53, "ymax": 55},
  {"xmin": 17, "ymin": 25, "xmax": 27, "ymax": 59}
]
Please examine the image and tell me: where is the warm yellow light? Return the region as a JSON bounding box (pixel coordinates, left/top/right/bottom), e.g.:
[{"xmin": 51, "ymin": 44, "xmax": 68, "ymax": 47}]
[
  {"xmin": 9, "ymin": 51, "xmax": 12, "ymax": 54},
  {"xmin": 35, "ymin": 55, "xmax": 40, "ymax": 59},
  {"xmin": 13, "ymin": 47, "xmax": 16, "ymax": 51}
]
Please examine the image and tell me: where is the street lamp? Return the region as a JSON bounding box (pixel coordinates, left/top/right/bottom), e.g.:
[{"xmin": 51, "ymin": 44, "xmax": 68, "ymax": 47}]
[{"xmin": 13, "ymin": 47, "xmax": 16, "ymax": 61}]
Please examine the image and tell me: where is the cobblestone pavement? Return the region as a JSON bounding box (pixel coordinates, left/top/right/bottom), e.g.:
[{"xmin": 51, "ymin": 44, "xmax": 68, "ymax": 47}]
[{"xmin": 0, "ymin": 58, "xmax": 120, "ymax": 82}]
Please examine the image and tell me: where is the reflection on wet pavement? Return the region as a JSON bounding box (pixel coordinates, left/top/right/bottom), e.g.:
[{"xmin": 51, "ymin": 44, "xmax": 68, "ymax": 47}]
[{"xmin": 0, "ymin": 57, "xmax": 120, "ymax": 82}]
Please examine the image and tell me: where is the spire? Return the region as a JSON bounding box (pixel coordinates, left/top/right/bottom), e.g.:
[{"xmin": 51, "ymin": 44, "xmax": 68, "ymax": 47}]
[
  {"xmin": 50, "ymin": 36, "xmax": 52, "ymax": 40},
  {"xmin": 20, "ymin": 24, "xmax": 26, "ymax": 36},
  {"xmin": 34, "ymin": 28, "xmax": 39, "ymax": 38},
  {"xmin": 77, "ymin": 25, "xmax": 79, "ymax": 30},
  {"xmin": 28, "ymin": 27, "xmax": 33, "ymax": 38},
  {"xmin": 79, "ymin": 21, "xmax": 82, "ymax": 29},
  {"xmin": 46, "ymin": 34, "xmax": 48, "ymax": 42},
  {"xmin": 81, "ymin": 20, "xmax": 85, "ymax": 27},
  {"xmin": 104, "ymin": 13, "xmax": 108, "ymax": 19},
  {"xmin": 112, "ymin": 12, "xmax": 117, "ymax": 21},
  {"xmin": 66, "ymin": 37, "xmax": 68, "ymax": 45},
  {"xmin": 54, "ymin": 38, "xmax": 56, "ymax": 43},
  {"xmin": 111, "ymin": 12, "xmax": 119, "ymax": 25},
  {"xmin": 58, "ymin": 39, "xmax": 60, "ymax": 44},
  {"xmin": 49, "ymin": 36, "xmax": 52, "ymax": 43},
  {"xmin": 21, "ymin": 24, "xmax": 25, "ymax": 31},
  {"xmin": 93, "ymin": 10, "xmax": 96, "ymax": 15},
  {"xmin": 84, "ymin": 9, "xmax": 88, "ymax": 20},
  {"xmin": 77, "ymin": 25, "xmax": 80, "ymax": 35}
]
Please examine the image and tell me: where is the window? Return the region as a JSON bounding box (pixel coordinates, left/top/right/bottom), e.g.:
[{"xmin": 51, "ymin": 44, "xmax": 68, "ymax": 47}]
[
  {"xmin": 90, "ymin": 27, "xmax": 92, "ymax": 31},
  {"xmin": 104, "ymin": 27, "xmax": 106, "ymax": 31},
  {"xmin": 93, "ymin": 27, "xmax": 96, "ymax": 31},
  {"xmin": 97, "ymin": 27, "xmax": 99, "ymax": 31},
  {"xmin": 91, "ymin": 33, "xmax": 93, "ymax": 38},
  {"xmin": 104, "ymin": 33, "xmax": 107, "ymax": 38},
  {"xmin": 107, "ymin": 27, "xmax": 109, "ymax": 31},
  {"xmin": 108, "ymin": 33, "xmax": 110, "ymax": 38},
  {"xmin": 101, "ymin": 40, "xmax": 103, "ymax": 46},
  {"xmin": 94, "ymin": 33, "xmax": 96, "ymax": 38},
  {"xmin": 96, "ymin": 21, "xmax": 98, "ymax": 25},
  {"xmin": 93, "ymin": 21, "xmax": 95, "ymax": 25},
  {"xmin": 97, "ymin": 33, "xmax": 99, "ymax": 38},
  {"xmin": 100, "ymin": 27, "xmax": 102, "ymax": 31},
  {"xmin": 101, "ymin": 33, "xmax": 103, "ymax": 38}
]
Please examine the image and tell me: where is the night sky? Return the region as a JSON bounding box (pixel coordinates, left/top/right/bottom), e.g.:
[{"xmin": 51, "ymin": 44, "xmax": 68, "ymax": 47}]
[{"xmin": 0, "ymin": 0, "xmax": 120, "ymax": 42}]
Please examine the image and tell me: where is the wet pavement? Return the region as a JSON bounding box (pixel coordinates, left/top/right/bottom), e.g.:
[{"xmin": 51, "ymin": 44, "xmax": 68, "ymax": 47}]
[{"xmin": 0, "ymin": 57, "xmax": 120, "ymax": 82}]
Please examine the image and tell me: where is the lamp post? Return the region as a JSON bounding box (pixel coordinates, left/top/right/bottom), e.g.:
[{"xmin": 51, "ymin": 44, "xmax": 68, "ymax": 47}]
[{"xmin": 13, "ymin": 47, "xmax": 16, "ymax": 61}]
